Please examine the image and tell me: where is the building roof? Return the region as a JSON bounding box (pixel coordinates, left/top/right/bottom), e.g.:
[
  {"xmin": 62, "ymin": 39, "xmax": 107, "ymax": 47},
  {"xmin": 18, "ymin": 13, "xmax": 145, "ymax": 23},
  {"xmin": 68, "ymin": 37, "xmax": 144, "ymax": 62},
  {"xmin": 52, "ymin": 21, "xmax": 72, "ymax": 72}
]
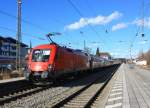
[
  {"xmin": 0, "ymin": 36, "xmax": 28, "ymax": 47},
  {"xmin": 0, "ymin": 36, "xmax": 8, "ymax": 42},
  {"xmin": 99, "ymin": 52, "xmax": 111, "ymax": 57}
]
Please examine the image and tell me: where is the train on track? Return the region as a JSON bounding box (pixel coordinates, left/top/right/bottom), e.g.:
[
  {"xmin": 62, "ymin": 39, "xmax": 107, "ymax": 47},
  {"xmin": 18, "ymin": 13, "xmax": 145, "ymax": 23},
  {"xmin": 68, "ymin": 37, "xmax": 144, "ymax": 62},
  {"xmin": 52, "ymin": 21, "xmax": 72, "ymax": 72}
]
[{"xmin": 24, "ymin": 43, "xmax": 120, "ymax": 84}]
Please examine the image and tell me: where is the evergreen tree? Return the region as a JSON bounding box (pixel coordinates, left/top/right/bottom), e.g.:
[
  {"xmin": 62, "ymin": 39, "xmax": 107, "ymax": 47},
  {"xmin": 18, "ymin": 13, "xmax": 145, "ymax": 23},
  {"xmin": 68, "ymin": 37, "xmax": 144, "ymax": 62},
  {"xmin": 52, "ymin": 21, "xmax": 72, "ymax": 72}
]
[{"xmin": 96, "ymin": 47, "xmax": 100, "ymax": 56}]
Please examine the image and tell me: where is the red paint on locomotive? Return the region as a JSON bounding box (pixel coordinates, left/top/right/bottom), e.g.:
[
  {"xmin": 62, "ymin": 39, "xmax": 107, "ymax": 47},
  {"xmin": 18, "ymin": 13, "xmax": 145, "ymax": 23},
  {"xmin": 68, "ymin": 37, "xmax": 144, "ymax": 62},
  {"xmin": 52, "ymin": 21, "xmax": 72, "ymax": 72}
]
[{"xmin": 25, "ymin": 43, "xmax": 90, "ymax": 83}]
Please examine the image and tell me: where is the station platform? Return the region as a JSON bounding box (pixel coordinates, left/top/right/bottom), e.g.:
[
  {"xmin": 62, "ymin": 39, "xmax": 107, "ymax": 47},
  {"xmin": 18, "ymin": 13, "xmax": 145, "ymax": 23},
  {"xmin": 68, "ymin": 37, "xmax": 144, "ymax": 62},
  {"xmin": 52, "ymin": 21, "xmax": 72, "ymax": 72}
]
[
  {"xmin": 104, "ymin": 63, "xmax": 150, "ymax": 108},
  {"xmin": 0, "ymin": 77, "xmax": 25, "ymax": 84}
]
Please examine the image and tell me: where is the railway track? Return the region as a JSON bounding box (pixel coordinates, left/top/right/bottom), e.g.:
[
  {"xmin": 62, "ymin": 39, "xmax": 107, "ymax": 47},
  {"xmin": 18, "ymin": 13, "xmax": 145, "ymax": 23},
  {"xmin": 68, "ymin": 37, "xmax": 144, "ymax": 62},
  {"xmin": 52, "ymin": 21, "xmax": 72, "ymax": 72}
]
[
  {"xmin": 0, "ymin": 80, "xmax": 33, "ymax": 99},
  {"xmin": 0, "ymin": 83, "xmax": 51, "ymax": 106},
  {"xmin": 51, "ymin": 65, "xmax": 118, "ymax": 108},
  {"xmin": 0, "ymin": 65, "xmax": 120, "ymax": 108}
]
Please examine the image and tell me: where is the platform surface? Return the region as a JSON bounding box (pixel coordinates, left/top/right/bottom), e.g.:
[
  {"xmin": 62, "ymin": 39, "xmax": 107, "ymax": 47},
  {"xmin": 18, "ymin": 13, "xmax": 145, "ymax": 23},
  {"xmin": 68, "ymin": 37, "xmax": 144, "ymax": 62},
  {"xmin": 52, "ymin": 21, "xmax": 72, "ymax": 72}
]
[
  {"xmin": 0, "ymin": 77, "xmax": 25, "ymax": 84},
  {"xmin": 104, "ymin": 63, "xmax": 150, "ymax": 108}
]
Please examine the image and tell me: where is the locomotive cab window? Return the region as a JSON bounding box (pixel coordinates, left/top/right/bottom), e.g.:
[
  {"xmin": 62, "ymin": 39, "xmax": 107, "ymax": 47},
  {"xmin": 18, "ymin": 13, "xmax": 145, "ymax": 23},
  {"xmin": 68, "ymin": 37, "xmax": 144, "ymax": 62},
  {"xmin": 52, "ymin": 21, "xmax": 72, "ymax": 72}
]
[{"xmin": 32, "ymin": 49, "xmax": 51, "ymax": 62}]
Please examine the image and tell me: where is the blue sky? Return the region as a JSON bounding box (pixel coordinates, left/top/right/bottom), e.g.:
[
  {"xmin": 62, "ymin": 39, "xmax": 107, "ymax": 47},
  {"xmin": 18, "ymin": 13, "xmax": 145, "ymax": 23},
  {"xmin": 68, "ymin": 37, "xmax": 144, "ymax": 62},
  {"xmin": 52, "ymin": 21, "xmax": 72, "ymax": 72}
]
[{"xmin": 0, "ymin": 0, "xmax": 150, "ymax": 58}]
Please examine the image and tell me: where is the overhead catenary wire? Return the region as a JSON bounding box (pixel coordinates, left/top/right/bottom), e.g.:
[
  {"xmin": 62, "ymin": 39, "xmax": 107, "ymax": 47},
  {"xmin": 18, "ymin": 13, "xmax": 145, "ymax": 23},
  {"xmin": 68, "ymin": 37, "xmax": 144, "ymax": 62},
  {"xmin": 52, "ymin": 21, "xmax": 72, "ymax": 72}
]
[
  {"xmin": 0, "ymin": 1, "xmax": 99, "ymax": 48},
  {"xmin": 0, "ymin": 9, "xmax": 48, "ymax": 32},
  {"xmin": 0, "ymin": 0, "xmax": 110, "ymax": 49},
  {"xmin": 128, "ymin": 21, "xmax": 143, "ymax": 60},
  {"xmin": 85, "ymin": 0, "xmax": 131, "ymax": 56},
  {"xmin": 67, "ymin": 0, "xmax": 106, "ymax": 43},
  {"xmin": 0, "ymin": 25, "xmax": 46, "ymax": 40},
  {"xmin": 130, "ymin": 0, "xmax": 145, "ymax": 44},
  {"xmin": 86, "ymin": 0, "xmax": 109, "ymax": 34},
  {"xmin": 0, "ymin": 8, "xmax": 71, "ymax": 44},
  {"xmin": 0, "ymin": 9, "xmax": 71, "ymax": 35},
  {"xmin": 127, "ymin": 0, "xmax": 148, "ymax": 59},
  {"xmin": 85, "ymin": 0, "xmax": 115, "ymax": 48},
  {"xmin": 0, "ymin": 9, "xmax": 48, "ymax": 40}
]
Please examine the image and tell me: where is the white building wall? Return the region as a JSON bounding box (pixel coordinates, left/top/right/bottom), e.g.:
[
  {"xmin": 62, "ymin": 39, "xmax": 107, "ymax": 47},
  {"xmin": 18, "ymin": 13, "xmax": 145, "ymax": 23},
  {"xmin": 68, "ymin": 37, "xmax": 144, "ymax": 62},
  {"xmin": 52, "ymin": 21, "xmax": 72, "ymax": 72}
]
[{"xmin": 135, "ymin": 60, "xmax": 147, "ymax": 65}]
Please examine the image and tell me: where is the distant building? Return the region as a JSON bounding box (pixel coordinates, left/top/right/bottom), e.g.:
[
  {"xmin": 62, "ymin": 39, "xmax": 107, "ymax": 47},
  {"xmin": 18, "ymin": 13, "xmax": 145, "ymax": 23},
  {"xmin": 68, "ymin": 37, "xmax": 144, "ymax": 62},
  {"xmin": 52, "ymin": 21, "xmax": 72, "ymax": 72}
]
[
  {"xmin": 133, "ymin": 59, "xmax": 147, "ymax": 66},
  {"xmin": 117, "ymin": 58, "xmax": 126, "ymax": 63},
  {"xmin": 99, "ymin": 52, "xmax": 111, "ymax": 60},
  {"xmin": 0, "ymin": 36, "xmax": 28, "ymax": 63}
]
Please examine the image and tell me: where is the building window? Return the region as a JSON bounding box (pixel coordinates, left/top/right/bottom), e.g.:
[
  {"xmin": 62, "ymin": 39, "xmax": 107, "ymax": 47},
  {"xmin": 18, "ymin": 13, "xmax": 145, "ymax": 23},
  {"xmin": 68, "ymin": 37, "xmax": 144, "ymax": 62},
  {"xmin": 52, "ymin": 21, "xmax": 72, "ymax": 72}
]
[{"xmin": 11, "ymin": 46, "xmax": 16, "ymax": 50}]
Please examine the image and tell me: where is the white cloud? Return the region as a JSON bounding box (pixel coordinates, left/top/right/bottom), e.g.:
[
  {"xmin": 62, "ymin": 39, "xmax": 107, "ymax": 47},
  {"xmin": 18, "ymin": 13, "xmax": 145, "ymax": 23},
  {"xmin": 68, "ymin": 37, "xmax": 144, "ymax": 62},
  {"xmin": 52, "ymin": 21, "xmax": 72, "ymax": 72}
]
[
  {"xmin": 65, "ymin": 11, "xmax": 122, "ymax": 30},
  {"xmin": 132, "ymin": 18, "xmax": 143, "ymax": 26},
  {"xmin": 88, "ymin": 42, "xmax": 102, "ymax": 48},
  {"xmin": 112, "ymin": 23, "xmax": 127, "ymax": 31},
  {"xmin": 132, "ymin": 17, "xmax": 150, "ymax": 29},
  {"xmin": 139, "ymin": 40, "xmax": 147, "ymax": 45},
  {"xmin": 111, "ymin": 52, "xmax": 119, "ymax": 56}
]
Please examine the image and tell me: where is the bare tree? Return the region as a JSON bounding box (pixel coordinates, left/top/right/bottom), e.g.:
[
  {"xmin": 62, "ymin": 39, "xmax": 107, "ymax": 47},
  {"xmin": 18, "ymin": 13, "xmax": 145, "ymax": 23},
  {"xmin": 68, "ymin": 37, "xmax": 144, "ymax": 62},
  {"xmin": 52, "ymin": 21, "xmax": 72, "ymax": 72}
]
[
  {"xmin": 138, "ymin": 49, "xmax": 150, "ymax": 65},
  {"xmin": 96, "ymin": 47, "xmax": 100, "ymax": 56}
]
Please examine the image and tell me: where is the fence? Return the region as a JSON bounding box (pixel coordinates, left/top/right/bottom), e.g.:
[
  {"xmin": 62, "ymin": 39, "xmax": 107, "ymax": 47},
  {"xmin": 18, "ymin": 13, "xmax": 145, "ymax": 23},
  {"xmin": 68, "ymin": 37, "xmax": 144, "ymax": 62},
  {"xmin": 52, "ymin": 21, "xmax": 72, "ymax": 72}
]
[{"xmin": 0, "ymin": 60, "xmax": 26, "ymax": 80}]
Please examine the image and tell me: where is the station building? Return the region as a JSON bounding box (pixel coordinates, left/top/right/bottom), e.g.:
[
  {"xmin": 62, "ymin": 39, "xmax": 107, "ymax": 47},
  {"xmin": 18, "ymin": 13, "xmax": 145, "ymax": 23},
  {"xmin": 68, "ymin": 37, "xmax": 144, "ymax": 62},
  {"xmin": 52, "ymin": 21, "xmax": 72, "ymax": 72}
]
[{"xmin": 0, "ymin": 36, "xmax": 28, "ymax": 64}]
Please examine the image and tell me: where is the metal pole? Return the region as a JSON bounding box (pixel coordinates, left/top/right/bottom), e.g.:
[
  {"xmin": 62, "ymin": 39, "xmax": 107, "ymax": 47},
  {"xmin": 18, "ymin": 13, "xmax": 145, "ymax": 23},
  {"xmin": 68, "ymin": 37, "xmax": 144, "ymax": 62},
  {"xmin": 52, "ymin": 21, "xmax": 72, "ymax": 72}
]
[
  {"xmin": 129, "ymin": 44, "xmax": 133, "ymax": 63},
  {"xmin": 141, "ymin": 0, "xmax": 145, "ymax": 38},
  {"xmin": 142, "ymin": 0, "xmax": 144, "ymax": 34},
  {"xmin": 84, "ymin": 40, "xmax": 86, "ymax": 51},
  {"xmin": 16, "ymin": 0, "xmax": 22, "ymax": 72}
]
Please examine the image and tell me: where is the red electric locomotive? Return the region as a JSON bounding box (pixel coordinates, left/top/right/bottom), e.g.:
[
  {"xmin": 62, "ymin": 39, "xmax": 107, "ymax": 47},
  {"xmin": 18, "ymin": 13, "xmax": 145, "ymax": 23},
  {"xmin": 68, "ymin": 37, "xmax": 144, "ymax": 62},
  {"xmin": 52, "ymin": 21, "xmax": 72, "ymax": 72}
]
[
  {"xmin": 24, "ymin": 43, "xmax": 91, "ymax": 83},
  {"xmin": 24, "ymin": 33, "xmax": 121, "ymax": 84}
]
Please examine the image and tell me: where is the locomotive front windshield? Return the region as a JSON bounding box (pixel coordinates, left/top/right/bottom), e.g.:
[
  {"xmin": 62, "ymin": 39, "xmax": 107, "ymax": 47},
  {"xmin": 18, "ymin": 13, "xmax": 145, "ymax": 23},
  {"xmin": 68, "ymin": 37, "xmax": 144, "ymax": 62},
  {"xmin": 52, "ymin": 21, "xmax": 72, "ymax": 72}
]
[{"xmin": 32, "ymin": 49, "xmax": 51, "ymax": 62}]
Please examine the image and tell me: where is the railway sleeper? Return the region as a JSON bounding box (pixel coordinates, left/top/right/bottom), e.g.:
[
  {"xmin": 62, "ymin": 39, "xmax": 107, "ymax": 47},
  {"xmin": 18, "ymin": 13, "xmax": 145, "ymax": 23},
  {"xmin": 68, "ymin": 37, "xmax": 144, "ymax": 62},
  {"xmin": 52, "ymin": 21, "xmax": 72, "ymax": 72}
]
[{"xmin": 63, "ymin": 104, "xmax": 85, "ymax": 108}]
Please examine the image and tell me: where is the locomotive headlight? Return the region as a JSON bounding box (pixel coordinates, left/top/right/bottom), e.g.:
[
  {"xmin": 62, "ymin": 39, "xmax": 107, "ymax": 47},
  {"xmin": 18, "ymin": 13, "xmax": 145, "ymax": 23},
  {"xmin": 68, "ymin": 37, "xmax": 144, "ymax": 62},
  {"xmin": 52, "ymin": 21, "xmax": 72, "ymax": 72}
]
[
  {"xmin": 35, "ymin": 65, "xmax": 41, "ymax": 70},
  {"xmin": 28, "ymin": 64, "xmax": 31, "ymax": 69}
]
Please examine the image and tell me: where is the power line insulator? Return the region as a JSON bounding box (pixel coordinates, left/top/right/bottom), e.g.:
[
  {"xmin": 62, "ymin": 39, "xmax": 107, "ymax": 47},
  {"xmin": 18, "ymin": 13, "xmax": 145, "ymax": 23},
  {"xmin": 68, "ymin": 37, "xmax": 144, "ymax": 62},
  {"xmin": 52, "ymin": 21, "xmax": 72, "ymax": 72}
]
[
  {"xmin": 141, "ymin": 33, "xmax": 145, "ymax": 37},
  {"xmin": 105, "ymin": 29, "xmax": 108, "ymax": 33}
]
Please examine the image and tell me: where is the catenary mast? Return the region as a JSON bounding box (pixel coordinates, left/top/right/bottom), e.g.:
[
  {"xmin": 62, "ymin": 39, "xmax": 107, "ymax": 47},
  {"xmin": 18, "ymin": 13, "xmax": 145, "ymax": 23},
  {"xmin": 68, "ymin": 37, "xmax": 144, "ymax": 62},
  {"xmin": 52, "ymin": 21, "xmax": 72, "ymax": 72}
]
[{"xmin": 16, "ymin": 0, "xmax": 22, "ymax": 72}]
